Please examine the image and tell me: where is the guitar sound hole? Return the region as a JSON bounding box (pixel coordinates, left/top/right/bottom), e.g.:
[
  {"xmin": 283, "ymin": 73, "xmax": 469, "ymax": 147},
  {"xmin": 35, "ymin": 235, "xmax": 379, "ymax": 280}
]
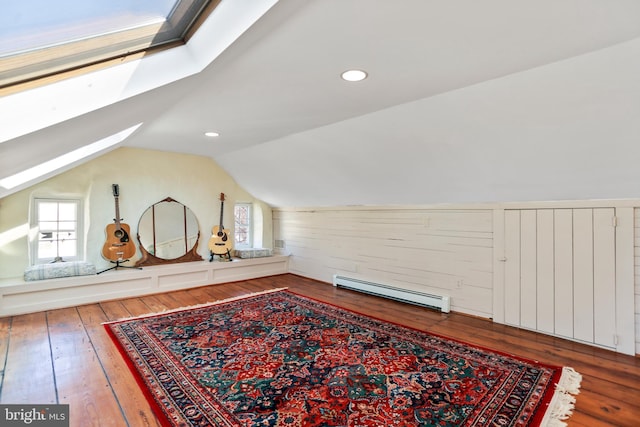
[{"xmin": 114, "ymin": 230, "xmax": 124, "ymax": 238}]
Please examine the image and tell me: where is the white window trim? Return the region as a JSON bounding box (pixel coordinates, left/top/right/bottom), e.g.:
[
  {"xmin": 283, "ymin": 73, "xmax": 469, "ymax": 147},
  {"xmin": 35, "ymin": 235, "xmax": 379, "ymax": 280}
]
[{"xmin": 30, "ymin": 197, "xmax": 83, "ymax": 264}]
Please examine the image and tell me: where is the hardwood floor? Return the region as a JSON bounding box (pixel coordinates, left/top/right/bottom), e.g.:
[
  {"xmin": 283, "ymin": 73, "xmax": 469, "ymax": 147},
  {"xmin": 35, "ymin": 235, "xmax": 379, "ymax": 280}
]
[{"xmin": 0, "ymin": 273, "xmax": 638, "ymax": 426}]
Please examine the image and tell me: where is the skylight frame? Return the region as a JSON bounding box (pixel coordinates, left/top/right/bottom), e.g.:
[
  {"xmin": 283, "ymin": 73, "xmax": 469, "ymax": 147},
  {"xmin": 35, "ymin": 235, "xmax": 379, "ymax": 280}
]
[{"xmin": 0, "ymin": 0, "xmax": 220, "ymax": 90}]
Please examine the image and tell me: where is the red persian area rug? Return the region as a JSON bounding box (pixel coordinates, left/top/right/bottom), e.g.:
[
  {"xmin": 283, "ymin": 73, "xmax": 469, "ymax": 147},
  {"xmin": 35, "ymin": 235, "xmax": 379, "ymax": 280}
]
[{"xmin": 104, "ymin": 289, "xmax": 581, "ymax": 427}]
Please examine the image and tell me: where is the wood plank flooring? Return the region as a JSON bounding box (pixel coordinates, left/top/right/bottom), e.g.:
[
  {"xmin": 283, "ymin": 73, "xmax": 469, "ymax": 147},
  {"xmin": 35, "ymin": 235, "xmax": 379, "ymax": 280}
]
[{"xmin": 0, "ymin": 273, "xmax": 638, "ymax": 426}]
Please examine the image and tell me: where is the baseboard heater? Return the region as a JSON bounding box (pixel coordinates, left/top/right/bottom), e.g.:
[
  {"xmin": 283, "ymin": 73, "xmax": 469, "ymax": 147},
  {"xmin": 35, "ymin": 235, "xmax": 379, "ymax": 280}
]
[{"xmin": 333, "ymin": 275, "xmax": 450, "ymax": 313}]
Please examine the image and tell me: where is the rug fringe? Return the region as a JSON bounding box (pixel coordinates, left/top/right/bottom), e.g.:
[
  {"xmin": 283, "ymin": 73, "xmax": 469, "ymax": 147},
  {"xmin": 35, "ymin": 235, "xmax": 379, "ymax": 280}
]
[
  {"xmin": 102, "ymin": 287, "xmax": 288, "ymax": 324},
  {"xmin": 540, "ymin": 367, "xmax": 582, "ymax": 427}
]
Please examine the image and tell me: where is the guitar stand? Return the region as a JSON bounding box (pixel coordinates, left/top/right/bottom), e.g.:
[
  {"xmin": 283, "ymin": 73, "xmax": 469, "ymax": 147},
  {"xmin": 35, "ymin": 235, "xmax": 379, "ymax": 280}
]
[
  {"xmin": 97, "ymin": 260, "xmax": 142, "ymax": 274},
  {"xmin": 209, "ymin": 249, "xmax": 232, "ymax": 262}
]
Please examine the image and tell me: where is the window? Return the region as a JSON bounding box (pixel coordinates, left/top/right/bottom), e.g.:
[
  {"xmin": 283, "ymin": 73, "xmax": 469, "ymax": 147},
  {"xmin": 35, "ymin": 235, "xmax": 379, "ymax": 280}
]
[
  {"xmin": 32, "ymin": 198, "xmax": 82, "ymax": 263},
  {"xmin": 1, "ymin": 0, "xmax": 219, "ymax": 89},
  {"xmin": 234, "ymin": 203, "xmax": 252, "ymax": 248}
]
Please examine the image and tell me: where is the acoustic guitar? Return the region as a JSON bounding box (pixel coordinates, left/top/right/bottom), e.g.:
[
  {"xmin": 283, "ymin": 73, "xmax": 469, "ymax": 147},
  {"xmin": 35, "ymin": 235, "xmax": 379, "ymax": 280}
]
[
  {"xmin": 101, "ymin": 184, "xmax": 136, "ymax": 262},
  {"xmin": 208, "ymin": 192, "xmax": 232, "ymax": 258}
]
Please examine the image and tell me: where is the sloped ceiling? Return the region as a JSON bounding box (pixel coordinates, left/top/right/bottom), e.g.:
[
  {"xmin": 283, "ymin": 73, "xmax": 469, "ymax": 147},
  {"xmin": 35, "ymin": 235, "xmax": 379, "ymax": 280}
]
[{"xmin": 2, "ymin": 0, "xmax": 640, "ymax": 206}]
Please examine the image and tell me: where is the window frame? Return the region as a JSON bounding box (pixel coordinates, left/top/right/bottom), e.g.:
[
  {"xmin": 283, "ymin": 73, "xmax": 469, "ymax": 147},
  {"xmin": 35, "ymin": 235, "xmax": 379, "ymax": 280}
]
[
  {"xmin": 30, "ymin": 197, "xmax": 83, "ymax": 264},
  {"xmin": 1, "ymin": 0, "xmax": 221, "ymax": 91},
  {"xmin": 233, "ymin": 202, "xmax": 252, "ymax": 249}
]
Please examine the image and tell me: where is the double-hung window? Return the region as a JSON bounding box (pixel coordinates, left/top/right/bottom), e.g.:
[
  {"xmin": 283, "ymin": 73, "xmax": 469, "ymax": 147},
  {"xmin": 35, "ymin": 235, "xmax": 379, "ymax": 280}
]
[
  {"xmin": 32, "ymin": 198, "xmax": 82, "ymax": 263},
  {"xmin": 234, "ymin": 203, "xmax": 252, "ymax": 248}
]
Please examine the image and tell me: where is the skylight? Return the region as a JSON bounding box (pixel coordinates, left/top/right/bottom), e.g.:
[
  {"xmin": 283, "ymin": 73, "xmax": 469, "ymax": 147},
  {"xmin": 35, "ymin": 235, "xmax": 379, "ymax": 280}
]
[
  {"xmin": 0, "ymin": 123, "xmax": 142, "ymax": 190},
  {"xmin": 0, "ymin": 0, "xmax": 217, "ymax": 89}
]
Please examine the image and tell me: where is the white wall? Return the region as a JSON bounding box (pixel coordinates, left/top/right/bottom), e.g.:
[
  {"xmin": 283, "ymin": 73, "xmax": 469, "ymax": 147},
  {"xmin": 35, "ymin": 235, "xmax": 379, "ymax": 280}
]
[
  {"xmin": 0, "ymin": 147, "xmax": 272, "ymax": 279},
  {"xmin": 274, "ymin": 207, "xmax": 494, "ymax": 317}
]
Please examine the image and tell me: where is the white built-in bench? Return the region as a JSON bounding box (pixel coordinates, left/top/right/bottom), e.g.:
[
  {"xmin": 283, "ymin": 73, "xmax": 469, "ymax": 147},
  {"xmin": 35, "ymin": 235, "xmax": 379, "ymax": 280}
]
[{"xmin": 0, "ymin": 255, "xmax": 289, "ymax": 317}]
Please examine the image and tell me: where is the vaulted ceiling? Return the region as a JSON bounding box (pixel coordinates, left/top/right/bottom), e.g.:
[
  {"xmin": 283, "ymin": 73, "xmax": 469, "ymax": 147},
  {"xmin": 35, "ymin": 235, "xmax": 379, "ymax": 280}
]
[{"xmin": 2, "ymin": 0, "xmax": 640, "ymax": 206}]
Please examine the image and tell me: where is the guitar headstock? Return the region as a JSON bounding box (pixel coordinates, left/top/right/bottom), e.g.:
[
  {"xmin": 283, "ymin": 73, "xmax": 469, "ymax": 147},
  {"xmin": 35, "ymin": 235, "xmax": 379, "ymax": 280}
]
[
  {"xmin": 219, "ymin": 192, "xmax": 225, "ymax": 202},
  {"xmin": 112, "ymin": 184, "xmax": 120, "ymax": 197}
]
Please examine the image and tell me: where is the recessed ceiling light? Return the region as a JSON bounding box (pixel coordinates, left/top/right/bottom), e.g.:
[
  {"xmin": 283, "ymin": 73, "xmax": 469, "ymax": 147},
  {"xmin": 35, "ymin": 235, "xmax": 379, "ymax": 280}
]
[
  {"xmin": 341, "ymin": 69, "xmax": 368, "ymax": 82},
  {"xmin": 205, "ymin": 131, "xmax": 220, "ymax": 137}
]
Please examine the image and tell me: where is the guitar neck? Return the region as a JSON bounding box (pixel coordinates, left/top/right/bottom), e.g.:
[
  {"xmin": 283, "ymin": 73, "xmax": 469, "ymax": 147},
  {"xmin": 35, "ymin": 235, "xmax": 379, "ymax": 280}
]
[
  {"xmin": 218, "ymin": 192, "xmax": 226, "ymax": 228},
  {"xmin": 112, "ymin": 184, "xmax": 123, "ymax": 229},
  {"xmin": 114, "ymin": 197, "xmax": 122, "ymax": 228}
]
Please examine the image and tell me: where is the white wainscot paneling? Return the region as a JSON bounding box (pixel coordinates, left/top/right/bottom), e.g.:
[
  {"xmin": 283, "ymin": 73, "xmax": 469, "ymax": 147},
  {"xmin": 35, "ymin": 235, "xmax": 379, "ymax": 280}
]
[
  {"xmin": 0, "ymin": 256, "xmax": 289, "ymax": 316},
  {"xmin": 273, "ymin": 207, "xmax": 494, "ymax": 317},
  {"xmin": 633, "ymin": 208, "xmax": 640, "ymax": 354}
]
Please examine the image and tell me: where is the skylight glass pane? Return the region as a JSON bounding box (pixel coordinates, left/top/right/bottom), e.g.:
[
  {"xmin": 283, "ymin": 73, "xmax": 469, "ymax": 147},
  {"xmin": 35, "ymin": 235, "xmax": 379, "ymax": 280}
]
[
  {"xmin": 1, "ymin": 1, "xmax": 178, "ymax": 57},
  {"xmin": 0, "ymin": 0, "xmax": 213, "ymax": 88}
]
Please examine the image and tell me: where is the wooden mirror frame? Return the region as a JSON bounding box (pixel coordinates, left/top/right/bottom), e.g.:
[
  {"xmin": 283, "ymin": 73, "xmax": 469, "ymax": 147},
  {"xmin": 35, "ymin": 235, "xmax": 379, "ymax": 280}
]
[{"xmin": 135, "ymin": 197, "xmax": 203, "ymax": 267}]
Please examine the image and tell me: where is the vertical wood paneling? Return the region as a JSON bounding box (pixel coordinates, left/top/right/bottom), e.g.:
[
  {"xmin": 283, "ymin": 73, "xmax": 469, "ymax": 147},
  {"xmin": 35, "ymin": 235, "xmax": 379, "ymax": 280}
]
[
  {"xmin": 616, "ymin": 207, "xmax": 636, "ymax": 355},
  {"xmin": 502, "ymin": 207, "xmax": 630, "ymax": 353},
  {"xmin": 573, "ymin": 209, "xmax": 595, "ymax": 343},
  {"xmin": 634, "ymin": 208, "xmax": 640, "ymax": 355},
  {"xmin": 536, "ymin": 210, "xmax": 555, "ymax": 334},
  {"xmin": 492, "ymin": 209, "xmax": 506, "ymax": 324},
  {"xmin": 503, "ymin": 211, "xmax": 521, "ymax": 325},
  {"xmin": 554, "ymin": 209, "xmax": 574, "ymax": 339},
  {"xmin": 519, "ymin": 210, "xmax": 537, "ymax": 330},
  {"xmin": 593, "ymin": 208, "xmax": 616, "ymax": 348}
]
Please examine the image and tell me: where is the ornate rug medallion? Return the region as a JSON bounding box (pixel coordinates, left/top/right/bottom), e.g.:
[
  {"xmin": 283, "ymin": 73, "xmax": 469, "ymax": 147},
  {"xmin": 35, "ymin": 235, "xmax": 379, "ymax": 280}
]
[{"xmin": 104, "ymin": 289, "xmax": 580, "ymax": 426}]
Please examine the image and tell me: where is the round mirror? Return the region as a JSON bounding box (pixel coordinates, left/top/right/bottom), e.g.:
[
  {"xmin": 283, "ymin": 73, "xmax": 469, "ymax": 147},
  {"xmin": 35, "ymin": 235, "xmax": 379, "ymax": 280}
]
[{"xmin": 135, "ymin": 197, "xmax": 203, "ymax": 266}]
